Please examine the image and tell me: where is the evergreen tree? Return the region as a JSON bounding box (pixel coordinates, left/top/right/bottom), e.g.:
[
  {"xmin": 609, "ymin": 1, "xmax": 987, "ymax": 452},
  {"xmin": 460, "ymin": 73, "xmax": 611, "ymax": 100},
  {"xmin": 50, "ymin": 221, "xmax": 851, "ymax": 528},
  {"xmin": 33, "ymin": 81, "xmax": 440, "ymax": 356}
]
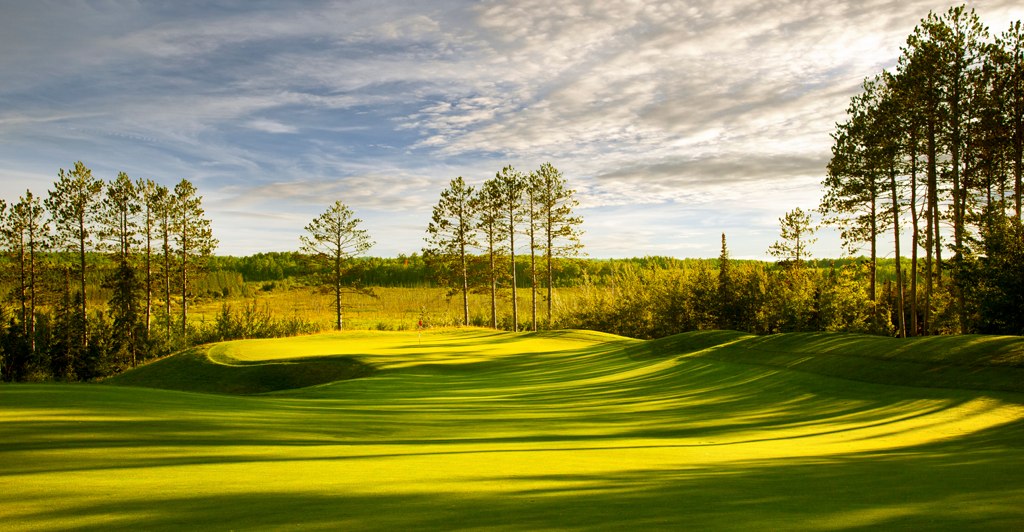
[
  {"xmin": 170, "ymin": 179, "xmax": 217, "ymax": 340},
  {"xmin": 46, "ymin": 161, "xmax": 103, "ymax": 352},
  {"xmin": 768, "ymin": 207, "xmax": 817, "ymax": 265},
  {"xmin": 822, "ymin": 81, "xmax": 885, "ymax": 303},
  {"xmin": 423, "ymin": 177, "xmax": 477, "ymax": 326},
  {"xmin": 974, "ymin": 209, "xmax": 1024, "ymax": 334},
  {"xmin": 525, "ymin": 171, "xmax": 541, "ymax": 332},
  {"xmin": 994, "ymin": 21, "xmax": 1024, "ymax": 219},
  {"xmin": 472, "ymin": 178, "xmax": 508, "ymax": 329},
  {"xmin": 138, "ymin": 179, "xmax": 169, "ymax": 344},
  {"xmin": 495, "ymin": 166, "xmax": 526, "ymax": 332},
  {"xmin": 100, "ymin": 173, "xmax": 143, "ymax": 366},
  {"xmin": 300, "ymin": 201, "xmax": 373, "ymax": 331},
  {"xmin": 534, "ymin": 163, "xmax": 583, "ymax": 328},
  {"xmin": 717, "ymin": 233, "xmax": 735, "ymax": 330}
]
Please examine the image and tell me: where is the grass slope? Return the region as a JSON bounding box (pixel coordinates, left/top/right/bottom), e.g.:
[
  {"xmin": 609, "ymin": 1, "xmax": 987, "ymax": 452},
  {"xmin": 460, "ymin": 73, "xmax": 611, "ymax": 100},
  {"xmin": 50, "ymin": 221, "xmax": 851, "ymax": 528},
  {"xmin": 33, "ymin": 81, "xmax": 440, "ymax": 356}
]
[
  {"xmin": 3, "ymin": 329, "xmax": 1024, "ymax": 530},
  {"xmin": 653, "ymin": 330, "xmax": 1024, "ymax": 393},
  {"xmin": 106, "ymin": 347, "xmax": 375, "ymax": 395}
]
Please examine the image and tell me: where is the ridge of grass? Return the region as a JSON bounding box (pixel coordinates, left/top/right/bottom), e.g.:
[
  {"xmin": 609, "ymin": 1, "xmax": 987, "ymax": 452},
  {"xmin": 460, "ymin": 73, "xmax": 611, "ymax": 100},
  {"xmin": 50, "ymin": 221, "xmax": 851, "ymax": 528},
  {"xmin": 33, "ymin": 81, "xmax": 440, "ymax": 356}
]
[
  {"xmin": 108, "ymin": 329, "xmax": 1024, "ymax": 396},
  {"xmin": 105, "ymin": 346, "xmax": 374, "ymax": 395},
  {"xmin": 645, "ymin": 330, "xmax": 1024, "ymax": 394}
]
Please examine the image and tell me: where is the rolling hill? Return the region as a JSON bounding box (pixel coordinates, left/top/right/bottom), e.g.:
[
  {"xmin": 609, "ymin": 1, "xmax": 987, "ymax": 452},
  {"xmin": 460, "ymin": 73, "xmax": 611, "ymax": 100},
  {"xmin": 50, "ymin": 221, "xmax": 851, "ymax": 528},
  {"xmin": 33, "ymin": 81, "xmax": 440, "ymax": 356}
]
[{"xmin": 3, "ymin": 329, "xmax": 1024, "ymax": 530}]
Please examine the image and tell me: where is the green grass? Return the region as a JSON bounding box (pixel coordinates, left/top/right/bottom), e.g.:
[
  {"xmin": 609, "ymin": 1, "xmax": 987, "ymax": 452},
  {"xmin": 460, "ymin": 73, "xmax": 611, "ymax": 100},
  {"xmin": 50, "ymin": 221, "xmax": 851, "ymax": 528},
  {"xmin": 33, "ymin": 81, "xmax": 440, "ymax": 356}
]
[{"xmin": 3, "ymin": 329, "xmax": 1024, "ymax": 530}]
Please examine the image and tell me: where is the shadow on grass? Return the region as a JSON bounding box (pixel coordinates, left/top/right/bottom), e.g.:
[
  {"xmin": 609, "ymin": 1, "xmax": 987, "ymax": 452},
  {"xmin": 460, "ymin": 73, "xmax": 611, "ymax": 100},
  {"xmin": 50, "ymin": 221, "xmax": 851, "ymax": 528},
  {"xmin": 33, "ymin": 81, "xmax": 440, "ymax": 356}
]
[
  {"xmin": 667, "ymin": 331, "xmax": 1024, "ymax": 394},
  {"xmin": 105, "ymin": 349, "xmax": 375, "ymax": 394},
  {"xmin": 11, "ymin": 428, "xmax": 1024, "ymax": 531}
]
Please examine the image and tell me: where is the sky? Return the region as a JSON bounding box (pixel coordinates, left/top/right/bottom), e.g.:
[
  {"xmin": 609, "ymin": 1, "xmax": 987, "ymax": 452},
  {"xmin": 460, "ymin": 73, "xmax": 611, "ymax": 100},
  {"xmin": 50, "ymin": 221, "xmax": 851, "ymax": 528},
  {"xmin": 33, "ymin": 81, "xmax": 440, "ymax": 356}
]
[{"xmin": 2, "ymin": 1, "xmax": 1023, "ymax": 259}]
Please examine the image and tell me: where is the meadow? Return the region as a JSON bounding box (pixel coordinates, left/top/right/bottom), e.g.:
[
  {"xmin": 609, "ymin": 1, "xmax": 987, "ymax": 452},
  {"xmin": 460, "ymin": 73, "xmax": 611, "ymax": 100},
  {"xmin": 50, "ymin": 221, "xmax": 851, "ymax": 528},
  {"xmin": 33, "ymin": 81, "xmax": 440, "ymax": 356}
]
[
  {"xmin": 3, "ymin": 328, "xmax": 1024, "ymax": 529},
  {"xmin": 188, "ymin": 285, "xmax": 583, "ymax": 331}
]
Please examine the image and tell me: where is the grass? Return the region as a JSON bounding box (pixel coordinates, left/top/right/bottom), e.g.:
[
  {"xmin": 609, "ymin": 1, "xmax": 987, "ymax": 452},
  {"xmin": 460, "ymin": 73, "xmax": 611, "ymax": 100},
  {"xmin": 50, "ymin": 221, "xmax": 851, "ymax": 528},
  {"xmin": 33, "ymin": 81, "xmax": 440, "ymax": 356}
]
[
  {"xmin": 187, "ymin": 285, "xmax": 584, "ymax": 331},
  {"xmin": 3, "ymin": 329, "xmax": 1024, "ymax": 530}
]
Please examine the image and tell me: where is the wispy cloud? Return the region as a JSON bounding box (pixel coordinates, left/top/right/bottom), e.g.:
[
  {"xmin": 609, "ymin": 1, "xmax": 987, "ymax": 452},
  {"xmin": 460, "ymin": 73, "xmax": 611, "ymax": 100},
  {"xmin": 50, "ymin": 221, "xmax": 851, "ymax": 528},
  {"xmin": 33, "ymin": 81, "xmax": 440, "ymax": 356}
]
[{"xmin": 1, "ymin": 1, "xmax": 1022, "ymax": 257}]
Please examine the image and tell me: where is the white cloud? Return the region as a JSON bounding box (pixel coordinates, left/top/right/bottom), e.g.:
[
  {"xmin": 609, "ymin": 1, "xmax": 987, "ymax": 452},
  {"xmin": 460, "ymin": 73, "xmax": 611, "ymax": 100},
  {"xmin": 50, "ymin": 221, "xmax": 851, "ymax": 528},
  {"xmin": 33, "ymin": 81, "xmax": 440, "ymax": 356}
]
[
  {"xmin": 2, "ymin": 1, "xmax": 1023, "ymax": 258},
  {"xmin": 246, "ymin": 119, "xmax": 299, "ymax": 134}
]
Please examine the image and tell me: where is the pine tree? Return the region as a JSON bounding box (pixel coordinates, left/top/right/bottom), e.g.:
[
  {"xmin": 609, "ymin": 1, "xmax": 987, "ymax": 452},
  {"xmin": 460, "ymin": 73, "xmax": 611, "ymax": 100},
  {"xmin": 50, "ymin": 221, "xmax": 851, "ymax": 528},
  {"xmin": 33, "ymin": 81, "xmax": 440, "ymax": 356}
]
[
  {"xmin": 994, "ymin": 21, "xmax": 1024, "ymax": 220},
  {"xmin": 46, "ymin": 161, "xmax": 103, "ymax": 352},
  {"xmin": 100, "ymin": 173, "xmax": 143, "ymax": 366},
  {"xmin": 300, "ymin": 201, "xmax": 373, "ymax": 331},
  {"xmin": 496, "ymin": 166, "xmax": 526, "ymax": 332},
  {"xmin": 534, "ymin": 163, "xmax": 583, "ymax": 328},
  {"xmin": 525, "ymin": 171, "xmax": 541, "ymax": 332},
  {"xmin": 170, "ymin": 179, "xmax": 217, "ymax": 340},
  {"xmin": 2, "ymin": 192, "xmax": 47, "ymax": 356},
  {"xmin": 423, "ymin": 177, "xmax": 477, "ymax": 326},
  {"xmin": 768, "ymin": 207, "xmax": 817, "ymax": 266},
  {"xmin": 717, "ymin": 233, "xmax": 735, "ymax": 330},
  {"xmin": 472, "ymin": 178, "xmax": 508, "ymax": 329},
  {"xmin": 138, "ymin": 179, "xmax": 169, "ymax": 344}
]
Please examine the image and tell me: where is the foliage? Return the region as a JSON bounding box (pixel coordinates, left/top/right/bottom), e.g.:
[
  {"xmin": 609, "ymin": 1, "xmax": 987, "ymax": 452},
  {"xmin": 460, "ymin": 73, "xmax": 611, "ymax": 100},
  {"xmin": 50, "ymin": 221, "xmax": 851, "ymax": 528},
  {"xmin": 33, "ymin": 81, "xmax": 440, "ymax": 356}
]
[
  {"xmin": 823, "ymin": 5, "xmax": 1024, "ymax": 335},
  {"xmin": 300, "ymin": 200, "xmax": 374, "ymax": 331},
  {"xmin": 423, "ymin": 176, "xmax": 477, "ymax": 326},
  {"xmin": 768, "ymin": 207, "xmax": 817, "ymax": 265}
]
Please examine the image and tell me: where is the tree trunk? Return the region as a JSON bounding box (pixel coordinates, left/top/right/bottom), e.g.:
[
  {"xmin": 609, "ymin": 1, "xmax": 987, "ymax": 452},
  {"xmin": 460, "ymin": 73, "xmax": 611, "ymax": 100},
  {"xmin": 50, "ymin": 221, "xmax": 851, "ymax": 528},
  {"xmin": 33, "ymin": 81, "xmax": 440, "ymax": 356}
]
[
  {"xmin": 28, "ymin": 227, "xmax": 37, "ymax": 355},
  {"xmin": 460, "ymin": 239, "xmax": 469, "ymax": 327},
  {"xmin": 489, "ymin": 232, "xmax": 497, "ymax": 329},
  {"xmin": 928, "ymin": 113, "xmax": 943, "ymax": 293},
  {"xmin": 335, "ymin": 252, "xmax": 343, "ymax": 331},
  {"xmin": 18, "ymin": 234, "xmax": 27, "ymax": 338},
  {"xmin": 890, "ymin": 163, "xmax": 906, "ymax": 338},
  {"xmin": 950, "ymin": 67, "xmax": 966, "ymax": 334},
  {"xmin": 870, "ymin": 180, "xmax": 877, "ymax": 303},
  {"xmin": 530, "ymin": 212, "xmax": 537, "ymax": 332},
  {"xmin": 145, "ymin": 211, "xmax": 152, "ymax": 341},
  {"xmin": 909, "ymin": 134, "xmax": 920, "ymax": 337},
  {"xmin": 181, "ymin": 229, "xmax": 188, "ymax": 340},
  {"xmin": 79, "ymin": 216, "xmax": 88, "ymax": 350},
  {"xmin": 546, "ymin": 207, "xmax": 554, "ymax": 329},
  {"xmin": 163, "ymin": 216, "xmax": 172, "ymax": 338}
]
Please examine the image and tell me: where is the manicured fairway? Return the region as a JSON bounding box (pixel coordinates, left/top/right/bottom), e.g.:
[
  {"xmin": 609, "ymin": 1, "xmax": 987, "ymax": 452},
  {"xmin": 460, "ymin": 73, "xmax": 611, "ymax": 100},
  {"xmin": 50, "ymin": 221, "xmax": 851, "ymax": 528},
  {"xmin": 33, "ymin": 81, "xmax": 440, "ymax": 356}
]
[{"xmin": 3, "ymin": 329, "xmax": 1024, "ymax": 530}]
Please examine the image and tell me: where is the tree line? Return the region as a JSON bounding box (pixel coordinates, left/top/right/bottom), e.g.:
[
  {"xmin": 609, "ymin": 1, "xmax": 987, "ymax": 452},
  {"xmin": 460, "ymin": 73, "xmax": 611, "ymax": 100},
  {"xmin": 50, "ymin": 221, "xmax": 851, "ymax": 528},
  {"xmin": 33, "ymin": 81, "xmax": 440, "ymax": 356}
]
[
  {"xmin": 562, "ymin": 231, "xmax": 908, "ymax": 339},
  {"xmin": 822, "ymin": 5, "xmax": 1024, "ymax": 337},
  {"xmin": 0, "ymin": 162, "xmax": 216, "ymax": 381},
  {"xmin": 423, "ymin": 163, "xmax": 584, "ymax": 332},
  {"xmin": 297, "ymin": 163, "xmax": 585, "ymax": 333}
]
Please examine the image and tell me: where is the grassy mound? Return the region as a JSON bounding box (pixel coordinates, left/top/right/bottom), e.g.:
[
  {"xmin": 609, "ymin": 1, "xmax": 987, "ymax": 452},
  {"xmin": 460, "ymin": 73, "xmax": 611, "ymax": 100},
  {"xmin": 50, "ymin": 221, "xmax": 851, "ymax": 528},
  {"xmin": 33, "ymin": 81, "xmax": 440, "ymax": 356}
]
[
  {"xmin": 7, "ymin": 329, "xmax": 1024, "ymax": 529},
  {"xmin": 656, "ymin": 331, "xmax": 1024, "ymax": 393},
  {"xmin": 106, "ymin": 347, "xmax": 374, "ymax": 394},
  {"xmin": 108, "ymin": 328, "xmax": 634, "ymax": 395}
]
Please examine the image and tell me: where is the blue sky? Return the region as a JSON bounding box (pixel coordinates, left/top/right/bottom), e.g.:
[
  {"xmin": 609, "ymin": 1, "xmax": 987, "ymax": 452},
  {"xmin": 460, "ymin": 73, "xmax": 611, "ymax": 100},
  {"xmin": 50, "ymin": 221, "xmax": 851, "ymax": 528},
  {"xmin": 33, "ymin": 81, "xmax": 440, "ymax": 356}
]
[{"xmin": 2, "ymin": 1, "xmax": 1022, "ymax": 258}]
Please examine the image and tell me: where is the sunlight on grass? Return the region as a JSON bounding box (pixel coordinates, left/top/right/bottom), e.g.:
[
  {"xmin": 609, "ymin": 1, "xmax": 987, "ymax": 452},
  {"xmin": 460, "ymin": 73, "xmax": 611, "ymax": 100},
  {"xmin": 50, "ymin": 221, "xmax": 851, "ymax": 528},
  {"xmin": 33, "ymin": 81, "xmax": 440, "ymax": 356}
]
[{"xmin": 4, "ymin": 330, "xmax": 1024, "ymax": 529}]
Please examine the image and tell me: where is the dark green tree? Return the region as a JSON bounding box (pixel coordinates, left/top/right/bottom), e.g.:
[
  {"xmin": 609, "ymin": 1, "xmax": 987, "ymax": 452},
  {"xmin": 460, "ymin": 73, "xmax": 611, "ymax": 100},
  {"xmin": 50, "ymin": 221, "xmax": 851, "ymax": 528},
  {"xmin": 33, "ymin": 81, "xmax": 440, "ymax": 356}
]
[
  {"xmin": 2, "ymin": 191, "xmax": 47, "ymax": 356},
  {"xmin": 973, "ymin": 209, "xmax": 1024, "ymax": 333},
  {"xmin": 46, "ymin": 161, "xmax": 104, "ymax": 352},
  {"xmin": 717, "ymin": 233, "xmax": 735, "ymax": 330},
  {"xmin": 994, "ymin": 21, "xmax": 1024, "ymax": 219},
  {"xmin": 171, "ymin": 179, "xmax": 217, "ymax": 340},
  {"xmin": 100, "ymin": 172, "xmax": 143, "ymax": 366},
  {"xmin": 138, "ymin": 179, "xmax": 169, "ymax": 343}
]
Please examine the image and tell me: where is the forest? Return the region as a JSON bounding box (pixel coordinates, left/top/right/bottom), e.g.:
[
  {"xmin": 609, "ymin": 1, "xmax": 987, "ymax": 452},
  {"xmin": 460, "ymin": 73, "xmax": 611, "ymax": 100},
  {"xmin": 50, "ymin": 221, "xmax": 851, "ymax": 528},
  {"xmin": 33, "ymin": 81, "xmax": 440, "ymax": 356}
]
[{"xmin": 1, "ymin": 5, "xmax": 1023, "ymax": 383}]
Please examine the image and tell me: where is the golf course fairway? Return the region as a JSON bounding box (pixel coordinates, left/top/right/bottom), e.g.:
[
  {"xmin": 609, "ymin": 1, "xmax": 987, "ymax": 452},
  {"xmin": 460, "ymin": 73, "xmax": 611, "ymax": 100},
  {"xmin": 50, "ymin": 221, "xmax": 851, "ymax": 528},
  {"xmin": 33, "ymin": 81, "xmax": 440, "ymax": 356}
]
[{"xmin": 3, "ymin": 328, "xmax": 1024, "ymax": 530}]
